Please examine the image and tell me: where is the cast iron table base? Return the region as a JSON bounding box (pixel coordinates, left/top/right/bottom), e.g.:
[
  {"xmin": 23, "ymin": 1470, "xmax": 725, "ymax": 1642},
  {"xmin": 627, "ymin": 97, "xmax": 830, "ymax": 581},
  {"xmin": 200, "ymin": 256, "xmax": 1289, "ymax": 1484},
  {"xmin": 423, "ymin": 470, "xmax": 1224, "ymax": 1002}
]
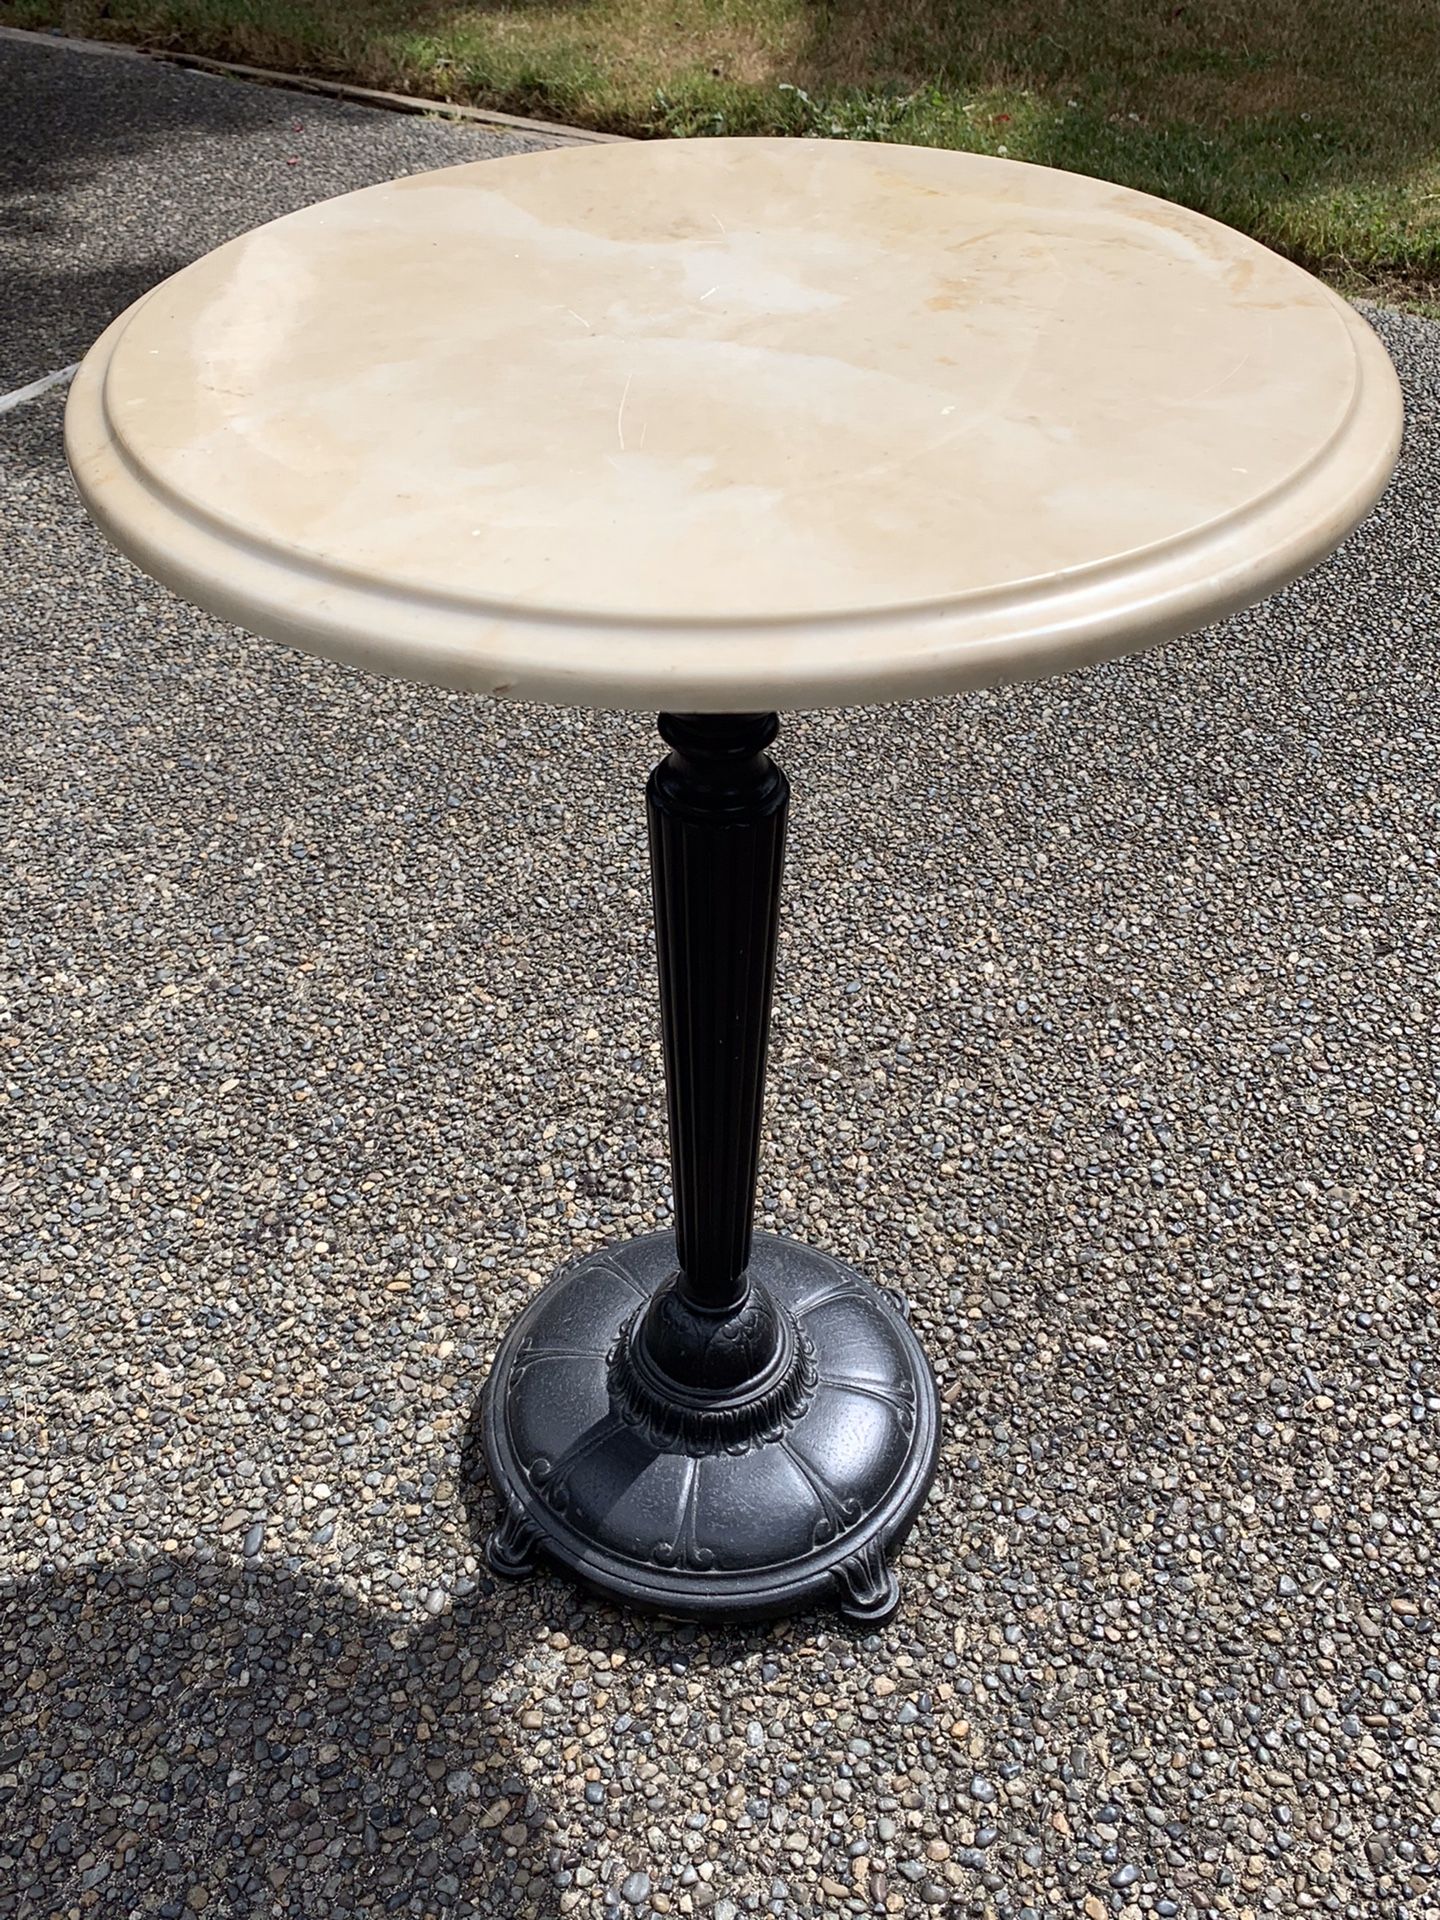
[
  {"xmin": 483, "ymin": 1231, "xmax": 939, "ymax": 1625},
  {"xmin": 481, "ymin": 714, "xmax": 941, "ymax": 1625}
]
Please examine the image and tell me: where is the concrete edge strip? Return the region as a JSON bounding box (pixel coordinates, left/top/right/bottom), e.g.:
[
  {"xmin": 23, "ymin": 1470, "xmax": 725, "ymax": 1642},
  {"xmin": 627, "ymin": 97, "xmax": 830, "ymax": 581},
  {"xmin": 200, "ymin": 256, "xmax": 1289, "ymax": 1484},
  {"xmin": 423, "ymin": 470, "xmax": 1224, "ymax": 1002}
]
[
  {"xmin": 0, "ymin": 23, "xmax": 627, "ymax": 144},
  {"xmin": 0, "ymin": 364, "xmax": 80, "ymax": 419},
  {"xmin": 0, "ymin": 23, "xmax": 148, "ymax": 59},
  {"xmin": 154, "ymin": 51, "xmax": 628, "ymax": 143}
]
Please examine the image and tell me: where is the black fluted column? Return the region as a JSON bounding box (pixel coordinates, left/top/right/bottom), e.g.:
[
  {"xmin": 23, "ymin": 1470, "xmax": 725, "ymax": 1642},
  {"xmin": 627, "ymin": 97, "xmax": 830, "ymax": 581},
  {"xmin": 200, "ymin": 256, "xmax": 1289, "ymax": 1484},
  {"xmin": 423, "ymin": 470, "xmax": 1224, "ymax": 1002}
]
[{"xmin": 642, "ymin": 712, "xmax": 788, "ymax": 1341}]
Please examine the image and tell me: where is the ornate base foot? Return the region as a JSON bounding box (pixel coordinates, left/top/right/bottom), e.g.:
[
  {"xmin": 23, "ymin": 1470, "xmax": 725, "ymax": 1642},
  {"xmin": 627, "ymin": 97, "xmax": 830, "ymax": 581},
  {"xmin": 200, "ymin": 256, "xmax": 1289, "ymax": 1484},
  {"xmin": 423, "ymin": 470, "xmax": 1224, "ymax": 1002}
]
[
  {"xmin": 485, "ymin": 1498, "xmax": 543, "ymax": 1580},
  {"xmin": 833, "ymin": 1539, "xmax": 903, "ymax": 1629},
  {"xmin": 480, "ymin": 1231, "xmax": 941, "ymax": 1626}
]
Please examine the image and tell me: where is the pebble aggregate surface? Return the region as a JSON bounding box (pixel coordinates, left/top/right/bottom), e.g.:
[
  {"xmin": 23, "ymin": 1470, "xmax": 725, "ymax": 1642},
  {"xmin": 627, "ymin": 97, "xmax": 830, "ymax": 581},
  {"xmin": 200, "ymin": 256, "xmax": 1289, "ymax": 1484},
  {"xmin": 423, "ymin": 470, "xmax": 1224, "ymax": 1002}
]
[{"xmin": 2, "ymin": 29, "xmax": 1438, "ymax": 1920}]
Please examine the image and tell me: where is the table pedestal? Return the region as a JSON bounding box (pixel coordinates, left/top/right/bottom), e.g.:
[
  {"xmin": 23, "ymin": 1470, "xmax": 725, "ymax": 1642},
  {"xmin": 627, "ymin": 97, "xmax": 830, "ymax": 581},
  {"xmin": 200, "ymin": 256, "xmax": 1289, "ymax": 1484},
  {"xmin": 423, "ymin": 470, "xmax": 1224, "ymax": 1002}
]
[{"xmin": 481, "ymin": 715, "xmax": 940, "ymax": 1625}]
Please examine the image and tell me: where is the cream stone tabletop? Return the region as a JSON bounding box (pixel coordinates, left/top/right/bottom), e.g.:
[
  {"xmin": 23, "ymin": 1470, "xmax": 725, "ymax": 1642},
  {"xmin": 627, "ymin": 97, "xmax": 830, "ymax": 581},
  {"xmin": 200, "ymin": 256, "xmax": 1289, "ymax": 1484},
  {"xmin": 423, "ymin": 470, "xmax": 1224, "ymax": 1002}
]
[{"xmin": 66, "ymin": 138, "xmax": 1402, "ymax": 712}]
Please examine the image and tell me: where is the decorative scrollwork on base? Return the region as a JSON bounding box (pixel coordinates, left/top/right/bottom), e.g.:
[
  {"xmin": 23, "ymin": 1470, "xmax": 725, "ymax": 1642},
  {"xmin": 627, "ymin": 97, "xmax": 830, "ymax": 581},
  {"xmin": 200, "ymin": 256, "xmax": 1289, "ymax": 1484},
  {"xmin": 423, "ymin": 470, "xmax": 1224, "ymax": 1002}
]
[
  {"xmin": 607, "ymin": 1308, "xmax": 818, "ymax": 1457},
  {"xmin": 648, "ymin": 1457, "xmax": 721, "ymax": 1571}
]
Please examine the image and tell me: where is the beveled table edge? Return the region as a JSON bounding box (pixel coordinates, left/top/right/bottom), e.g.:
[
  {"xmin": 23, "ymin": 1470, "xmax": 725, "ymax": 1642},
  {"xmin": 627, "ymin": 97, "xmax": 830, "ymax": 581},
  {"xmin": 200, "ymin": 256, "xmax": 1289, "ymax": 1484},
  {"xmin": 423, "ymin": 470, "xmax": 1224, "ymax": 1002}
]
[{"xmin": 65, "ymin": 208, "xmax": 1403, "ymax": 713}]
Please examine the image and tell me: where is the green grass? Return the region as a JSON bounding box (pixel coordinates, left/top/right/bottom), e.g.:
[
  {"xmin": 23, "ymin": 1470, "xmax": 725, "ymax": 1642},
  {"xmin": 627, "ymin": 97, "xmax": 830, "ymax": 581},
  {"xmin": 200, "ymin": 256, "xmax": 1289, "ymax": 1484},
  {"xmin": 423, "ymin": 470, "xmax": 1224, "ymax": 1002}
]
[{"xmin": 7, "ymin": 0, "xmax": 1438, "ymax": 302}]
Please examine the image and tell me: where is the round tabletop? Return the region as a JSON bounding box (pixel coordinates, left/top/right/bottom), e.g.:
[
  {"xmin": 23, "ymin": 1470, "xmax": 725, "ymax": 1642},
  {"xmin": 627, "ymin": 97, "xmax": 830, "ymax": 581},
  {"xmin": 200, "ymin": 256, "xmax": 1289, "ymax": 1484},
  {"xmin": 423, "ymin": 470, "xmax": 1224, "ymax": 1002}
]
[{"xmin": 67, "ymin": 138, "xmax": 1402, "ymax": 713}]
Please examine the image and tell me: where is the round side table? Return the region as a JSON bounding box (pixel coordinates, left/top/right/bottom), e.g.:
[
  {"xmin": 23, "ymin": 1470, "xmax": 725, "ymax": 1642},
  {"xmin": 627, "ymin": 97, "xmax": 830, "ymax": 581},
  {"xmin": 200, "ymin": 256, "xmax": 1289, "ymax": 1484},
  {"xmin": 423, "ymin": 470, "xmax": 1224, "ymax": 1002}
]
[{"xmin": 66, "ymin": 138, "xmax": 1402, "ymax": 1626}]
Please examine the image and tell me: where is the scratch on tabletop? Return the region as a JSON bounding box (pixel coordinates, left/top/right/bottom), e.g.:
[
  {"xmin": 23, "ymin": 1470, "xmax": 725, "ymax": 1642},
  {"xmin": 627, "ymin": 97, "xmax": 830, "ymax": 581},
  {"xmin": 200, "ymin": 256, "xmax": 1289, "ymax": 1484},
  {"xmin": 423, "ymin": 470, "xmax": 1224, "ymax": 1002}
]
[{"xmin": 1188, "ymin": 348, "xmax": 1255, "ymax": 405}]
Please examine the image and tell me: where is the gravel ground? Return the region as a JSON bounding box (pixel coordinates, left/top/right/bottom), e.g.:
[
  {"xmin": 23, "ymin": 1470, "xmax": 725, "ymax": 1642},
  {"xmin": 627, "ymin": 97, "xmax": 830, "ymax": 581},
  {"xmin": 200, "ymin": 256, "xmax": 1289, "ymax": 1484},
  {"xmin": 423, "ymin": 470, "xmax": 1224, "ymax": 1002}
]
[{"xmin": 2, "ymin": 29, "xmax": 1438, "ymax": 1920}]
